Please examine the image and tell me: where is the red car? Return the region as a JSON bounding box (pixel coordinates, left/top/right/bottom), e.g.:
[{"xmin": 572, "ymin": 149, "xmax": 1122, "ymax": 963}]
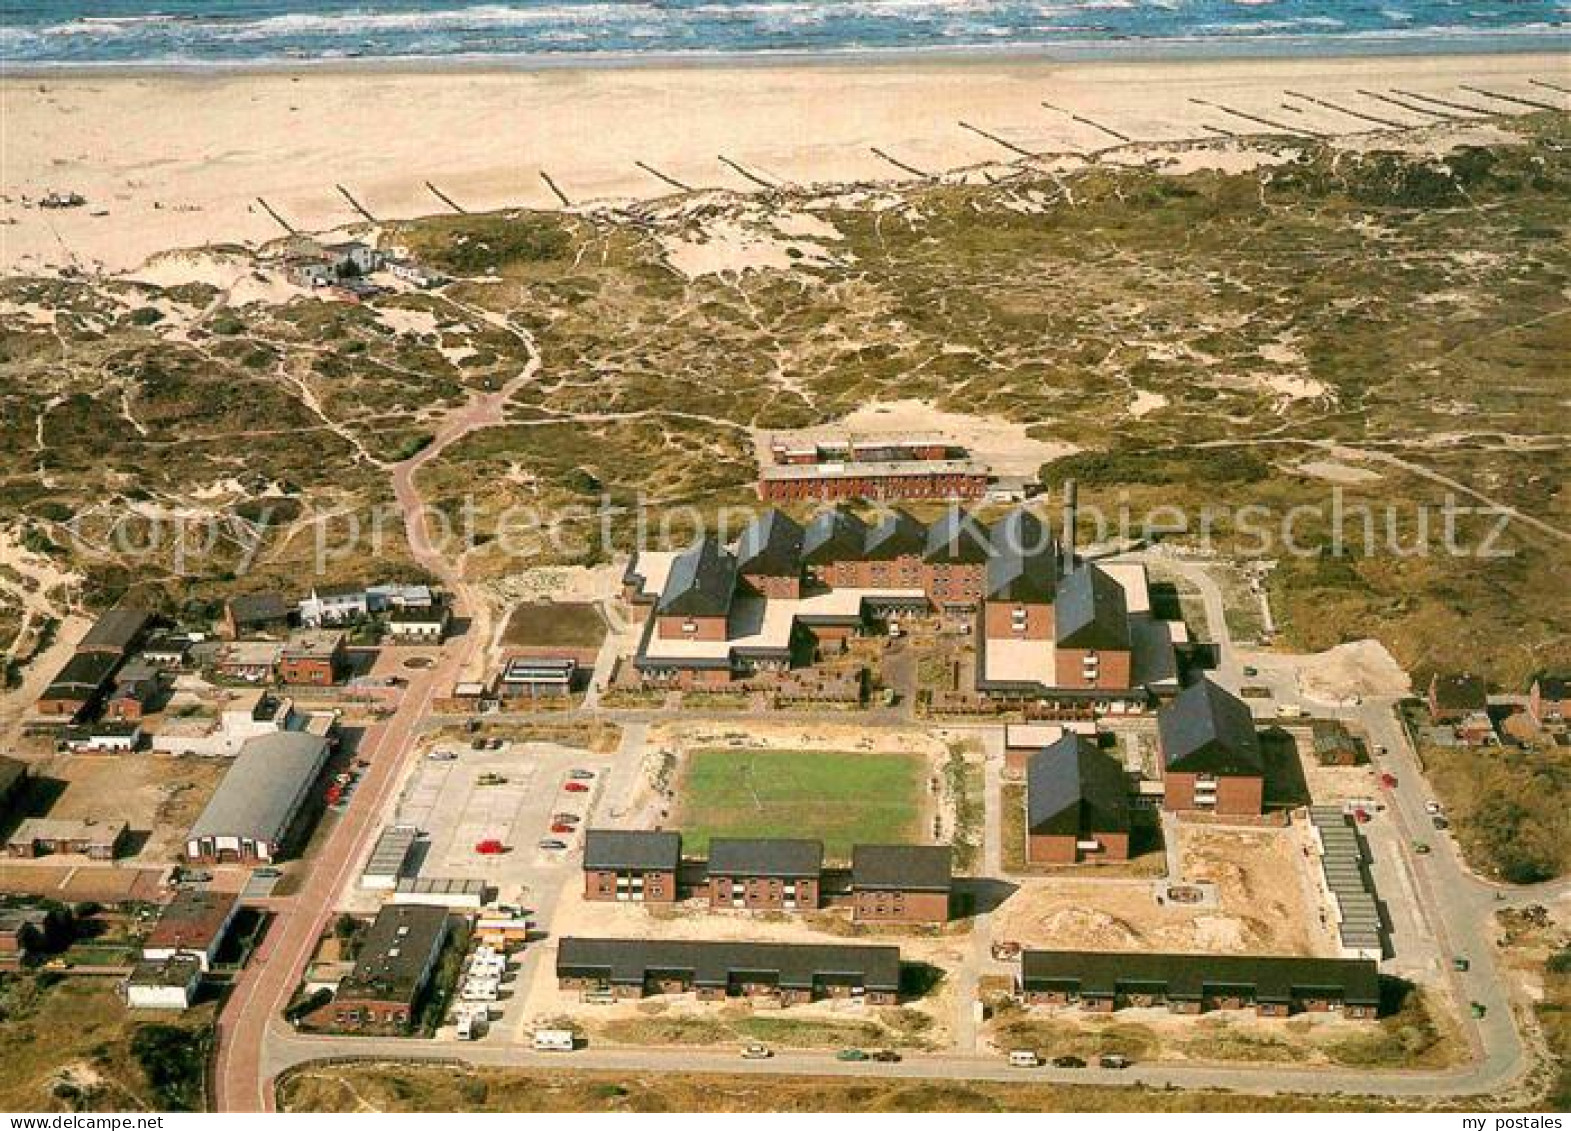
[
  {"xmin": 1353, "ymin": 809, "xmax": 1371, "ymax": 824},
  {"xmin": 475, "ymin": 839, "xmax": 506, "ymax": 855},
  {"xmin": 1380, "ymin": 773, "xmax": 1398, "ymax": 789},
  {"xmin": 550, "ymin": 823, "xmax": 574, "ymax": 834},
  {"xmin": 563, "ymin": 781, "xmax": 590, "ymax": 793}
]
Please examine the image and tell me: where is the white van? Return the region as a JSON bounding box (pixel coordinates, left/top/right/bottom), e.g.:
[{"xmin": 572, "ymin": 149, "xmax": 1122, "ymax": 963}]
[
  {"xmin": 533, "ymin": 1029, "xmax": 576, "ymax": 1052},
  {"xmin": 455, "ymin": 1013, "xmax": 474, "ymax": 1041},
  {"xmin": 1008, "ymin": 1049, "xmax": 1040, "ymax": 1068}
]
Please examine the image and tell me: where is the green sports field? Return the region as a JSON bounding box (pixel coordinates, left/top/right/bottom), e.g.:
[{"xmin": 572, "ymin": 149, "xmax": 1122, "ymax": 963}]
[{"xmin": 674, "ymin": 748, "xmax": 926, "ymax": 862}]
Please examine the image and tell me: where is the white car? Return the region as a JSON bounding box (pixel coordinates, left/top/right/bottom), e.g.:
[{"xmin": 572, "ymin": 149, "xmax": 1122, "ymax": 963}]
[{"xmin": 1424, "ymin": 801, "xmax": 1443, "ymax": 815}]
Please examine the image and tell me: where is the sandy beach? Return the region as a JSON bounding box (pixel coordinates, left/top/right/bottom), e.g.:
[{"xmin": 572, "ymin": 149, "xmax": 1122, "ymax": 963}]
[{"xmin": 1, "ymin": 51, "xmax": 1565, "ymax": 276}]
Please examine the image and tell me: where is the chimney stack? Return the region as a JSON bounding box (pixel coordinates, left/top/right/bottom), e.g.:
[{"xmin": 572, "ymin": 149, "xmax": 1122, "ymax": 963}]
[{"xmin": 1061, "ymin": 480, "xmax": 1078, "ymax": 574}]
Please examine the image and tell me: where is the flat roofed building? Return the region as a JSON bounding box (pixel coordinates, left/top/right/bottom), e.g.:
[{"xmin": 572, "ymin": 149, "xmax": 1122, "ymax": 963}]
[
  {"xmin": 497, "ymin": 655, "xmax": 577, "ymax": 698},
  {"xmin": 706, "ymin": 838, "xmax": 824, "ymax": 911},
  {"xmin": 185, "ymin": 731, "xmax": 332, "ymax": 864},
  {"xmin": 5, "ymin": 817, "xmax": 127, "ymax": 860},
  {"xmin": 277, "ymin": 631, "xmax": 346, "ymax": 686},
  {"xmin": 124, "ymin": 954, "xmax": 204, "ymax": 1011},
  {"xmin": 321, "ymin": 904, "xmax": 451, "ymax": 1033},
  {"xmin": 1027, "ymin": 734, "xmax": 1131, "ymax": 865},
  {"xmin": 223, "ymin": 592, "xmax": 292, "ymax": 639},
  {"xmin": 143, "ymin": 889, "xmax": 240, "ymax": 971},
  {"xmin": 1157, "ymin": 679, "xmax": 1265, "ymax": 816},
  {"xmin": 558, "ymin": 937, "xmax": 902, "ymax": 1006},
  {"xmin": 1019, "ymin": 950, "xmax": 1381, "ymax": 1019},
  {"xmin": 1428, "ymin": 672, "xmax": 1487, "ymax": 722},
  {"xmin": 391, "ymin": 876, "xmax": 487, "ymax": 909},
  {"xmin": 582, "ymin": 830, "xmax": 681, "ymax": 904},
  {"xmin": 361, "ymin": 826, "xmax": 420, "ymax": 890},
  {"xmin": 850, "ymin": 844, "xmax": 952, "ymax": 924}
]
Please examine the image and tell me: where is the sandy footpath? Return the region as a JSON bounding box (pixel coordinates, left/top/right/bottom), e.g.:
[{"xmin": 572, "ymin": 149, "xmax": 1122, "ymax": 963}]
[{"xmin": 1, "ymin": 52, "xmax": 1565, "ymax": 276}]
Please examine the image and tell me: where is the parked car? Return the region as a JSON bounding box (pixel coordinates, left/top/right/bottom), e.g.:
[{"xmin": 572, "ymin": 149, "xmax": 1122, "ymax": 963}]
[
  {"xmin": 563, "ymin": 781, "xmax": 590, "ymax": 793},
  {"xmin": 1453, "ymin": 956, "xmax": 1471, "ymax": 972},
  {"xmin": 1052, "ymin": 1055, "xmax": 1087, "ymax": 1069},
  {"xmin": 475, "ymin": 839, "xmax": 506, "ymax": 855},
  {"xmin": 471, "ymin": 739, "xmax": 487, "ymax": 751},
  {"xmin": 488, "ymin": 738, "xmax": 504, "ymax": 750},
  {"xmin": 1243, "ymin": 665, "xmax": 1259, "ymax": 677},
  {"xmin": 871, "ymin": 1049, "xmax": 901, "ymax": 1063},
  {"xmin": 1412, "ymin": 841, "xmax": 1432, "ymax": 855},
  {"xmin": 1424, "ymin": 801, "xmax": 1443, "ymax": 815},
  {"xmin": 1373, "ymin": 744, "xmax": 1388, "ymax": 757},
  {"xmin": 569, "ymin": 768, "xmax": 595, "ymax": 780},
  {"xmin": 1353, "ymin": 808, "xmax": 1371, "ymax": 824},
  {"xmin": 1432, "ymin": 815, "xmax": 1450, "ymax": 830},
  {"xmin": 1008, "ymin": 1050, "xmax": 1041, "ymax": 1068},
  {"xmin": 741, "ymin": 1043, "xmax": 773, "ymax": 1060},
  {"xmin": 550, "ymin": 823, "xmax": 575, "ymax": 835},
  {"xmin": 538, "ymin": 838, "xmax": 568, "ymax": 851},
  {"xmin": 254, "ymin": 867, "xmax": 282, "ymax": 879},
  {"xmin": 551, "ymin": 813, "xmax": 581, "ymax": 825},
  {"xmin": 1380, "ymin": 772, "xmax": 1399, "ymax": 789},
  {"xmin": 1470, "ymin": 1001, "xmax": 1487, "ymax": 1019},
  {"xmin": 836, "ymin": 1048, "xmax": 869, "ymax": 1062},
  {"xmin": 428, "ymin": 749, "xmax": 457, "ymax": 761},
  {"xmin": 1099, "ymin": 1054, "xmax": 1132, "ymax": 1069}
]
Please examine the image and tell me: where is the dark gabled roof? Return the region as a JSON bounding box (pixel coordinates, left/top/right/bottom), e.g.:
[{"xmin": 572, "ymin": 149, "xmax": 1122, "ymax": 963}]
[
  {"xmin": 557, "ymin": 937, "xmax": 902, "ymax": 993},
  {"xmin": 583, "ymin": 829, "xmax": 682, "ymax": 873},
  {"xmin": 851, "ymin": 844, "xmax": 952, "ymax": 893},
  {"xmin": 42, "ymin": 651, "xmax": 120, "ymax": 699},
  {"xmin": 1027, "ymin": 734, "xmax": 1130, "ymax": 838},
  {"xmin": 989, "ymin": 507, "xmax": 1054, "ymax": 558},
  {"xmin": 986, "ymin": 510, "xmax": 1060, "ymax": 603},
  {"xmin": 1538, "ymin": 675, "xmax": 1570, "ymax": 701},
  {"xmin": 0, "ymin": 755, "xmax": 27, "ymax": 798},
  {"xmin": 1430, "ymin": 673, "xmax": 1487, "ymax": 711},
  {"xmin": 923, "ymin": 508, "xmax": 991, "ymax": 564},
  {"xmin": 1158, "ymin": 679, "xmax": 1263, "ymax": 776},
  {"xmin": 1020, "ymin": 950, "xmax": 1381, "ymax": 1008},
  {"xmin": 801, "ymin": 507, "xmax": 869, "ymax": 564},
  {"xmin": 227, "ymin": 592, "xmax": 290, "ymax": 624},
  {"xmin": 735, "ymin": 510, "xmax": 804, "ymax": 578},
  {"xmin": 77, "ymin": 608, "xmax": 152, "ymax": 654},
  {"xmin": 707, "ymin": 837, "xmax": 823, "ymax": 878},
  {"xmin": 656, "ymin": 536, "xmax": 737, "ymax": 618},
  {"xmin": 862, "ymin": 510, "xmax": 928, "ymax": 560},
  {"xmin": 1055, "ymin": 564, "xmax": 1130, "ymax": 651}
]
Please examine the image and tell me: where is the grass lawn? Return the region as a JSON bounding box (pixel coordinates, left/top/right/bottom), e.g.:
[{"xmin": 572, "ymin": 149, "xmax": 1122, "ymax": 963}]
[
  {"xmin": 675, "ymin": 748, "xmax": 926, "ymax": 862},
  {"xmin": 500, "ymin": 601, "xmax": 607, "ymax": 650}
]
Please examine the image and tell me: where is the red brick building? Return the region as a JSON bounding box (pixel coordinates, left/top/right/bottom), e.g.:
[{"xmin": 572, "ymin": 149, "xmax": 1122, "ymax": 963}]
[
  {"xmin": 558, "ymin": 937, "xmax": 902, "ymax": 1006},
  {"xmin": 312, "ymin": 904, "xmax": 452, "ymax": 1034},
  {"xmin": 582, "ymin": 830, "xmax": 681, "ymax": 904},
  {"xmin": 1157, "ymin": 679, "xmax": 1265, "ymax": 816},
  {"xmin": 1019, "ymin": 950, "xmax": 1381, "ymax": 1020},
  {"xmin": 850, "ymin": 844, "xmax": 953, "ymax": 924},
  {"xmin": 277, "ymin": 632, "xmax": 346, "ymax": 686},
  {"xmin": 706, "ymin": 838, "xmax": 823, "ymax": 911},
  {"xmin": 1530, "ymin": 676, "xmax": 1569, "ymax": 729},
  {"xmin": 1026, "ymin": 734, "xmax": 1131, "ymax": 865}
]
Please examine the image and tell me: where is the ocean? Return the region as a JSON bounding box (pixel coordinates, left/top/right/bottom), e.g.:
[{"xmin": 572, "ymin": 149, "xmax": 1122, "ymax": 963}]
[{"xmin": 0, "ymin": 0, "xmax": 1565, "ymax": 68}]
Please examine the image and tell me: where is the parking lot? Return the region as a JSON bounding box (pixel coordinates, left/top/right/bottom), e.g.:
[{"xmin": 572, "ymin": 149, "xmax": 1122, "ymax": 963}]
[{"xmin": 388, "ymin": 740, "xmax": 612, "ymax": 908}]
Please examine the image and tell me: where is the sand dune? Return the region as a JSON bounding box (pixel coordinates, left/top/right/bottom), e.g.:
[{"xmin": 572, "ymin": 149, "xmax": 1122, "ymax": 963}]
[{"xmin": 1, "ymin": 52, "xmax": 1564, "ymax": 276}]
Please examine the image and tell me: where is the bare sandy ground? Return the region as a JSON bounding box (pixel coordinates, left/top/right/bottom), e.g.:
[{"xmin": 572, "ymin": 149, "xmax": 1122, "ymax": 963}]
[{"xmin": 2, "ymin": 52, "xmax": 1564, "ymax": 276}]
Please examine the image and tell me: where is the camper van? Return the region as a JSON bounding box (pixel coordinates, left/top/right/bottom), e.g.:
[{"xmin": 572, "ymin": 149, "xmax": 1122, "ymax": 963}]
[{"xmin": 533, "ymin": 1029, "xmax": 576, "ymax": 1052}]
